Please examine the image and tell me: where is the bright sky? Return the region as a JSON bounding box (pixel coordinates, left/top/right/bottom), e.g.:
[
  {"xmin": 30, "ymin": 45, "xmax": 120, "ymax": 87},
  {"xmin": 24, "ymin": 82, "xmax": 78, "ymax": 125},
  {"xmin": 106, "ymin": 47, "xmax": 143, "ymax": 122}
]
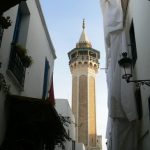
[{"xmin": 40, "ymin": 0, "xmax": 108, "ymax": 150}]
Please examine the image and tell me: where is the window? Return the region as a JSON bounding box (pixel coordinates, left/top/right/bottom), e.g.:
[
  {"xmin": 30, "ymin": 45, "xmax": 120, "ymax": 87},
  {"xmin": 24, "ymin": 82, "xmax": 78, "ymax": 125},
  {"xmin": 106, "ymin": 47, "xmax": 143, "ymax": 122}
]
[
  {"xmin": 8, "ymin": 7, "xmax": 25, "ymax": 87},
  {"xmin": 71, "ymin": 52, "xmax": 77, "ymax": 59},
  {"xmin": 42, "ymin": 58, "xmax": 50, "ymax": 99},
  {"xmin": 8, "ymin": 44, "xmax": 26, "ymax": 87},
  {"xmin": 78, "ymin": 50, "xmax": 88, "ymax": 55},
  {"xmin": 89, "ymin": 51, "xmax": 96, "ymax": 58},
  {"xmin": 8, "ymin": 2, "xmax": 30, "ymax": 87},
  {"xmin": 129, "ymin": 21, "xmax": 137, "ymax": 66}
]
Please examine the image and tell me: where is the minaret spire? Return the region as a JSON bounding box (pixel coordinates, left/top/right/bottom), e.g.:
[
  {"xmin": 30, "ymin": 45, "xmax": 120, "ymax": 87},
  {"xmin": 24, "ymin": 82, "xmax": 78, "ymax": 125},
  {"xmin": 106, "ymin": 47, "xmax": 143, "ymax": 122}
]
[
  {"xmin": 82, "ymin": 18, "xmax": 85, "ymax": 29},
  {"xmin": 76, "ymin": 19, "xmax": 92, "ymax": 48}
]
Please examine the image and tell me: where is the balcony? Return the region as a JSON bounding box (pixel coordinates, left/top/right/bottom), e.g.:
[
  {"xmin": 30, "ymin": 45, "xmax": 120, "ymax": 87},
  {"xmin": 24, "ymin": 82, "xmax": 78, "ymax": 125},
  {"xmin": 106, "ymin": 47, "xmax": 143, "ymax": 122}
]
[
  {"xmin": 69, "ymin": 55, "xmax": 99, "ymax": 64},
  {"xmin": 8, "ymin": 43, "xmax": 26, "ymax": 88}
]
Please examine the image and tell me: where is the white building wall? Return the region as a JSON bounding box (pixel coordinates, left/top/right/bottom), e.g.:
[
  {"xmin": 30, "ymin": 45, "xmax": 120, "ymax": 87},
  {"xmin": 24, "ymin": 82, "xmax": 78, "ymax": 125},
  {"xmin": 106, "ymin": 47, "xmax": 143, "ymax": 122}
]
[
  {"xmin": 55, "ymin": 99, "xmax": 75, "ymax": 141},
  {"xmin": 21, "ymin": 0, "xmax": 56, "ymax": 98},
  {"xmin": 0, "ymin": 0, "xmax": 56, "ymax": 145},
  {"xmin": 0, "ymin": 0, "xmax": 56, "ymax": 97},
  {"xmin": 129, "ymin": 0, "xmax": 150, "ymax": 149},
  {"xmin": 123, "ymin": 0, "xmax": 150, "ymax": 149},
  {"xmin": 76, "ymin": 143, "xmax": 85, "ymax": 150},
  {"xmin": 101, "ymin": 0, "xmax": 150, "ymax": 149},
  {"xmin": 55, "ymin": 99, "xmax": 75, "ymax": 150},
  {"xmin": 55, "ymin": 99, "xmax": 86, "ymax": 150},
  {"xmin": 100, "ymin": 0, "xmax": 146, "ymax": 150}
]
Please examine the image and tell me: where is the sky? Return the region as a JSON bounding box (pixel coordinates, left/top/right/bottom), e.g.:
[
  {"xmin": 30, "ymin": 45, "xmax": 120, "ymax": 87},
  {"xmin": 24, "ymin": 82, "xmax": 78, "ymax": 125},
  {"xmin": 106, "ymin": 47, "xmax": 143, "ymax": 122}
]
[{"xmin": 40, "ymin": 0, "xmax": 108, "ymax": 149}]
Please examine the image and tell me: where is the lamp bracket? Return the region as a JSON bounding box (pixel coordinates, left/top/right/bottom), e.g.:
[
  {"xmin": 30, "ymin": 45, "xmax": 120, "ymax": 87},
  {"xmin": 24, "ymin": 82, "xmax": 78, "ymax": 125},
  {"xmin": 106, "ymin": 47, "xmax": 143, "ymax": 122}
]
[{"xmin": 127, "ymin": 79, "xmax": 150, "ymax": 87}]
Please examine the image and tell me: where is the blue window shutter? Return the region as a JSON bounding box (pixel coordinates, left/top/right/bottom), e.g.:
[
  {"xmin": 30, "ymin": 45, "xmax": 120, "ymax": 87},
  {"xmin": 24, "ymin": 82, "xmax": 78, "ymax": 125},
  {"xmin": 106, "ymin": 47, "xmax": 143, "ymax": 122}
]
[
  {"xmin": 42, "ymin": 58, "xmax": 50, "ymax": 99},
  {"xmin": 12, "ymin": 7, "xmax": 22, "ymax": 43}
]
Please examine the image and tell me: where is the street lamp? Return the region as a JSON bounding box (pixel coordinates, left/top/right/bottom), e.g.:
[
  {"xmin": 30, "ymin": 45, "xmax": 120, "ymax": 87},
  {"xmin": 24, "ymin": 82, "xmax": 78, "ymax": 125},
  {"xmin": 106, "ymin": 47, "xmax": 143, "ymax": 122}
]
[{"xmin": 118, "ymin": 52, "xmax": 150, "ymax": 87}]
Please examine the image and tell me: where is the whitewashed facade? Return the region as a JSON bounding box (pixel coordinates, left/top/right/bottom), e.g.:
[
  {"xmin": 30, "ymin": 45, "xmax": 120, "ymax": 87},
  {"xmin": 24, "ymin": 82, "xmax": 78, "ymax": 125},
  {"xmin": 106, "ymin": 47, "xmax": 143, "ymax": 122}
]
[
  {"xmin": 124, "ymin": 0, "xmax": 150, "ymax": 150},
  {"xmin": 76, "ymin": 143, "xmax": 85, "ymax": 150},
  {"xmin": 0, "ymin": 0, "xmax": 56, "ymax": 145},
  {"xmin": 100, "ymin": 0, "xmax": 150, "ymax": 150},
  {"xmin": 55, "ymin": 99, "xmax": 85, "ymax": 150}
]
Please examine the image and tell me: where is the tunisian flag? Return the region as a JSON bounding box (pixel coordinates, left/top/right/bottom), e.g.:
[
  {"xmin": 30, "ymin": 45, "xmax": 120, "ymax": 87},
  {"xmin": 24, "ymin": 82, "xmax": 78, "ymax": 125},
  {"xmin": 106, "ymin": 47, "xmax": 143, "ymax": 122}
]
[{"xmin": 47, "ymin": 73, "xmax": 55, "ymax": 106}]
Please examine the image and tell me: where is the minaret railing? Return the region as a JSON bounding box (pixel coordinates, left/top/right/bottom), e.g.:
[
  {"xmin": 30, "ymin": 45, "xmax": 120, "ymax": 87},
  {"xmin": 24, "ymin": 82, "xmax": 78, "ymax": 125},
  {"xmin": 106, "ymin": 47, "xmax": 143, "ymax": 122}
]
[{"xmin": 69, "ymin": 55, "xmax": 99, "ymax": 64}]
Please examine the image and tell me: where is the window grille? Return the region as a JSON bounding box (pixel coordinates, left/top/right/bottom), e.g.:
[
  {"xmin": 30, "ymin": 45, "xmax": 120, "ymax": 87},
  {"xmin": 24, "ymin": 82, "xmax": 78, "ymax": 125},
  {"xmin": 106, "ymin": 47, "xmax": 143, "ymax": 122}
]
[{"xmin": 8, "ymin": 44, "xmax": 26, "ymax": 87}]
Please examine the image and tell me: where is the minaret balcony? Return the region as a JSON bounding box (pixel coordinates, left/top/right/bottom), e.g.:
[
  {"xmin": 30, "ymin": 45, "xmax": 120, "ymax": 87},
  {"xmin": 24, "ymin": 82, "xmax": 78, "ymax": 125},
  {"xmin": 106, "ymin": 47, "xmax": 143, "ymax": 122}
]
[{"xmin": 69, "ymin": 55, "xmax": 99, "ymax": 65}]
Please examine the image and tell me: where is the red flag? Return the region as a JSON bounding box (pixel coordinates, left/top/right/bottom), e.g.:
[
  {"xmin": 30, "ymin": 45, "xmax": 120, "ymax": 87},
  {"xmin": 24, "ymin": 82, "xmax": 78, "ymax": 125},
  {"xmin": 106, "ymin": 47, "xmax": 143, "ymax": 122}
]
[{"xmin": 47, "ymin": 73, "xmax": 55, "ymax": 106}]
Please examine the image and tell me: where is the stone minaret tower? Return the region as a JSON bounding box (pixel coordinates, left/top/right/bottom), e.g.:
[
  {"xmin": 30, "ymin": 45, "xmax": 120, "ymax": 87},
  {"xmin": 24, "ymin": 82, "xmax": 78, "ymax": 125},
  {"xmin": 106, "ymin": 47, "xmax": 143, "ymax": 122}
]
[{"xmin": 68, "ymin": 20, "xmax": 100, "ymax": 150}]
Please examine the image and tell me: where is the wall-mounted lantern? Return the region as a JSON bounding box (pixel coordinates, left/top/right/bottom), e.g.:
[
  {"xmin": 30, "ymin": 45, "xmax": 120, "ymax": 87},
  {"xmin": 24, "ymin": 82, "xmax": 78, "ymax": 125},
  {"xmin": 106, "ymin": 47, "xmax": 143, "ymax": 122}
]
[{"xmin": 118, "ymin": 52, "xmax": 150, "ymax": 87}]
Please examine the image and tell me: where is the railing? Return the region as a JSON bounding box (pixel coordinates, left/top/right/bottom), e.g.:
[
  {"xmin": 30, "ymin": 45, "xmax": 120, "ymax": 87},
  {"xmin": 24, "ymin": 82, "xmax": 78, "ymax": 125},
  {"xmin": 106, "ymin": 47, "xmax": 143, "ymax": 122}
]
[
  {"xmin": 69, "ymin": 55, "xmax": 99, "ymax": 64},
  {"xmin": 8, "ymin": 44, "xmax": 26, "ymax": 87}
]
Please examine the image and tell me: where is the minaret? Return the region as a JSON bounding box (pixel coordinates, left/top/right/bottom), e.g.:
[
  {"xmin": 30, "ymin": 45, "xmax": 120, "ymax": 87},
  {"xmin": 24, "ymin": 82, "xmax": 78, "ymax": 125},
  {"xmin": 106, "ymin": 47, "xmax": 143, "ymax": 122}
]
[{"xmin": 68, "ymin": 19, "xmax": 100, "ymax": 150}]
